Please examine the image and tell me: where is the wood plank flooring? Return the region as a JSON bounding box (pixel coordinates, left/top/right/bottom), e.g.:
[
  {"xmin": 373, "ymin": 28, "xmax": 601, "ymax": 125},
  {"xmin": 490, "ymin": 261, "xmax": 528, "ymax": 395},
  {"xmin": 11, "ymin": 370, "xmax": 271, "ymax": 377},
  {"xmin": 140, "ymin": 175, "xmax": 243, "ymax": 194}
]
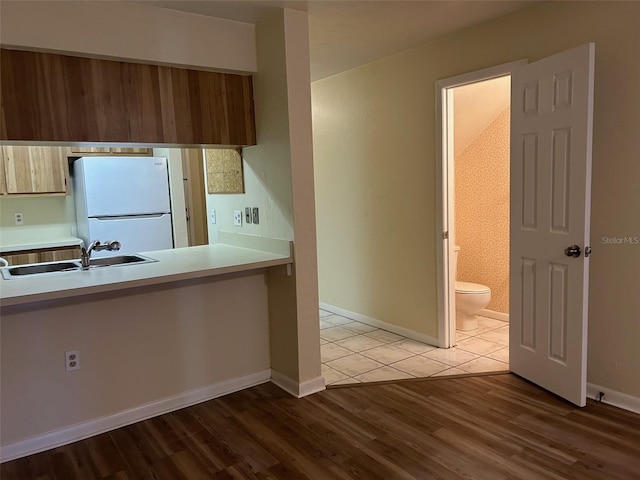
[{"xmin": 2, "ymin": 374, "xmax": 639, "ymax": 479}]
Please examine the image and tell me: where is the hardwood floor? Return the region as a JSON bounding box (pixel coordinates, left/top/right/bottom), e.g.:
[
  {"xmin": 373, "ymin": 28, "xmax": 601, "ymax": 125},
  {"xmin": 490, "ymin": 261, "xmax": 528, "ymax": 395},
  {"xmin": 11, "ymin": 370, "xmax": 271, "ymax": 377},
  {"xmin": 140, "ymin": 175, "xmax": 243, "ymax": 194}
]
[{"xmin": 2, "ymin": 374, "xmax": 639, "ymax": 479}]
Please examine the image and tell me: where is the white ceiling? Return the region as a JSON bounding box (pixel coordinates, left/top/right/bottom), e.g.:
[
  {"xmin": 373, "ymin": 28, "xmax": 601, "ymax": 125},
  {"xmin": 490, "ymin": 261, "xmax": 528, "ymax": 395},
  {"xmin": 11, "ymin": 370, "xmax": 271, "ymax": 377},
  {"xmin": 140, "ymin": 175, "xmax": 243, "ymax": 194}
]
[{"xmin": 136, "ymin": 0, "xmax": 537, "ymax": 81}]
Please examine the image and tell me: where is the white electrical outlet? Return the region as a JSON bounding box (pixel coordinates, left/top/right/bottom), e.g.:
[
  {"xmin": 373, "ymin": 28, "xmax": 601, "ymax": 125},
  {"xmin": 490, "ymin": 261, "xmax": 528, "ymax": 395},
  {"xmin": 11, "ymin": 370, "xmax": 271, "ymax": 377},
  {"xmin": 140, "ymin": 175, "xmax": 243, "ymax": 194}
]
[
  {"xmin": 233, "ymin": 210, "xmax": 242, "ymax": 226},
  {"xmin": 210, "ymin": 209, "xmax": 216, "ymax": 224},
  {"xmin": 65, "ymin": 350, "xmax": 80, "ymax": 371},
  {"xmin": 14, "ymin": 212, "xmax": 24, "ymax": 225}
]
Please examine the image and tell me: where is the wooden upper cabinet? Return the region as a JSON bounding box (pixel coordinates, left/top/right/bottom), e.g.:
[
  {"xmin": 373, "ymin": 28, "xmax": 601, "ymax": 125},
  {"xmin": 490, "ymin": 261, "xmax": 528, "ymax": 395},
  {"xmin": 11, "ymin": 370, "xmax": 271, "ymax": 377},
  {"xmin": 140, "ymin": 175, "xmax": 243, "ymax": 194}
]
[
  {"xmin": 110, "ymin": 147, "xmax": 152, "ymax": 155},
  {"xmin": 0, "ymin": 148, "xmax": 7, "ymax": 194},
  {"xmin": 70, "ymin": 147, "xmax": 152, "ymax": 155},
  {"xmin": 69, "ymin": 147, "xmax": 111, "ymax": 154},
  {"xmin": 0, "ymin": 49, "xmax": 257, "ymax": 147},
  {"xmin": 1, "ymin": 146, "xmax": 68, "ymax": 195}
]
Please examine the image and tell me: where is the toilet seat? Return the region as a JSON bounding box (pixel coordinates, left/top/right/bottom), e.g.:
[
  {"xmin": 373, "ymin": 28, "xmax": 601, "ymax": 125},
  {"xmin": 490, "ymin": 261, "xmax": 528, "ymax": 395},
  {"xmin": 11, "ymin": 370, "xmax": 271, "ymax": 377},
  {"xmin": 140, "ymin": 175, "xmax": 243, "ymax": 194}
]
[{"xmin": 455, "ymin": 281, "xmax": 490, "ymax": 294}]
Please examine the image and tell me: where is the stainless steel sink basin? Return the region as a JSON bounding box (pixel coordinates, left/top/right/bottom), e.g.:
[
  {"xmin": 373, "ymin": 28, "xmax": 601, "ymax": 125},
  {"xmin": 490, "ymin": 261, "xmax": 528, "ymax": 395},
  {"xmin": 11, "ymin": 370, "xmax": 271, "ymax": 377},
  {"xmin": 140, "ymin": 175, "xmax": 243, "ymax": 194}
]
[
  {"xmin": 1, "ymin": 254, "xmax": 157, "ymax": 279},
  {"xmin": 88, "ymin": 254, "xmax": 156, "ymax": 267},
  {"xmin": 5, "ymin": 262, "xmax": 81, "ymax": 277}
]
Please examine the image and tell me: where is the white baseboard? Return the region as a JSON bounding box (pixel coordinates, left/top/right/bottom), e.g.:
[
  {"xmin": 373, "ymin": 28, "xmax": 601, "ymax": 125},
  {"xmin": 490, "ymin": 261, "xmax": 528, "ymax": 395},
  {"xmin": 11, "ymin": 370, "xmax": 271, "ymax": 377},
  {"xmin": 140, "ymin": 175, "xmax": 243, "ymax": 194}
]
[
  {"xmin": 0, "ymin": 369, "xmax": 271, "ymax": 463},
  {"xmin": 479, "ymin": 309, "xmax": 509, "ymax": 322},
  {"xmin": 271, "ymin": 370, "xmax": 326, "ymax": 398},
  {"xmin": 587, "ymin": 383, "xmax": 640, "ymax": 415},
  {"xmin": 320, "ymin": 302, "xmax": 439, "ymax": 347}
]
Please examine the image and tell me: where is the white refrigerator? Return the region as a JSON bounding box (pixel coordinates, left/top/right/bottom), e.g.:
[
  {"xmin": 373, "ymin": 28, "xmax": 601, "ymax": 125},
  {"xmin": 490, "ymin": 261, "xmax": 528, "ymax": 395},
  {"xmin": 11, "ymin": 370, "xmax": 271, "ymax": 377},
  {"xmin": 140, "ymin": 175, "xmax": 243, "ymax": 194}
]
[{"xmin": 73, "ymin": 156, "xmax": 174, "ymax": 257}]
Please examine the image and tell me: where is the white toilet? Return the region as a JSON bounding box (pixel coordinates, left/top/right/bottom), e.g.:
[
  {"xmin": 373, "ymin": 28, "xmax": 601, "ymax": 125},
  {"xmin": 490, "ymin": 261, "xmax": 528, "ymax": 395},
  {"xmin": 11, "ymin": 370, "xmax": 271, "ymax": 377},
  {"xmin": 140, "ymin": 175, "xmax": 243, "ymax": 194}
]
[{"xmin": 453, "ymin": 246, "xmax": 491, "ymax": 331}]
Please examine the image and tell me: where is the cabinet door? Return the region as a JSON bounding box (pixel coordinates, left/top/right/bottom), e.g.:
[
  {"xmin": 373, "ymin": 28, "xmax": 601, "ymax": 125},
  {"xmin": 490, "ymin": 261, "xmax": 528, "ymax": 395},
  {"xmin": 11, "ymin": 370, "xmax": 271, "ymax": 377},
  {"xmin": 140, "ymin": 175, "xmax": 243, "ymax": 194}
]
[
  {"xmin": 39, "ymin": 247, "xmax": 82, "ymax": 262},
  {"xmin": 70, "ymin": 147, "xmax": 111, "ymax": 154},
  {"xmin": 110, "ymin": 147, "xmax": 152, "ymax": 155},
  {"xmin": 69, "ymin": 147, "xmax": 152, "ymax": 156},
  {"xmin": 2, "ymin": 246, "xmax": 82, "ymax": 266},
  {"xmin": 2, "ymin": 146, "xmax": 67, "ymax": 194},
  {"xmin": 0, "ymin": 147, "xmax": 7, "ymax": 194},
  {"xmin": 2, "ymin": 252, "xmax": 40, "ymax": 266}
]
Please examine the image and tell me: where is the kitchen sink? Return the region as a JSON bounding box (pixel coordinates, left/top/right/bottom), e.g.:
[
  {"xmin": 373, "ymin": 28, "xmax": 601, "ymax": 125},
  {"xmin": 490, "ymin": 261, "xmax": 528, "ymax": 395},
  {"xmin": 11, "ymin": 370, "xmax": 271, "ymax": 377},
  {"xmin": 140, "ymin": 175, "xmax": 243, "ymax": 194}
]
[
  {"xmin": 0, "ymin": 254, "xmax": 157, "ymax": 279},
  {"xmin": 5, "ymin": 262, "xmax": 81, "ymax": 277},
  {"xmin": 88, "ymin": 254, "xmax": 156, "ymax": 267}
]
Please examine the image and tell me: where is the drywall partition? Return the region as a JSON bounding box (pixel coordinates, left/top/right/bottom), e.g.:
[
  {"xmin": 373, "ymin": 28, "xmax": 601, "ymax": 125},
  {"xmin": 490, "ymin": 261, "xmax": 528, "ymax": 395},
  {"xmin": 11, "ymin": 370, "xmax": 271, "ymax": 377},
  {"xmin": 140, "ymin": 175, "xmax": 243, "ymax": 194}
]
[
  {"xmin": 202, "ymin": 8, "xmax": 322, "ymax": 396},
  {"xmin": 0, "ymin": 3, "xmax": 322, "ymax": 461},
  {"xmin": 0, "ymin": 273, "xmax": 271, "ymax": 459},
  {"xmin": 281, "ymin": 9, "xmax": 322, "ymax": 392},
  {"xmin": 206, "ymin": 5, "xmax": 296, "ymax": 242},
  {"xmin": 247, "ymin": 9, "xmax": 322, "ymax": 396},
  {"xmin": 313, "ymin": 1, "xmax": 640, "ymax": 399},
  {"xmin": 0, "ymin": 1, "xmax": 256, "ymax": 74}
]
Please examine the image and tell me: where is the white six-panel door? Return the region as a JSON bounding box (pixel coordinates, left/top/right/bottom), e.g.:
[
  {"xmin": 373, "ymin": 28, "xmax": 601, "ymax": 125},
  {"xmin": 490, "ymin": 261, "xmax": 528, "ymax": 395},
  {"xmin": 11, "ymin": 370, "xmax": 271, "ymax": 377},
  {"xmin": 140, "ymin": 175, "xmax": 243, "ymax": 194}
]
[{"xmin": 510, "ymin": 44, "xmax": 595, "ymax": 407}]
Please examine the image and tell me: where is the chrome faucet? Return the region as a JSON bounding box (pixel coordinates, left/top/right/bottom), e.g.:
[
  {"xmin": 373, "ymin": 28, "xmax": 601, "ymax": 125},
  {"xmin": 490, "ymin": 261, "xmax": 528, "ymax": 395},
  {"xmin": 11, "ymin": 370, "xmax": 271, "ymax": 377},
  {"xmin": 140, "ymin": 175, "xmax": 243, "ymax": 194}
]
[{"xmin": 80, "ymin": 240, "xmax": 121, "ymax": 268}]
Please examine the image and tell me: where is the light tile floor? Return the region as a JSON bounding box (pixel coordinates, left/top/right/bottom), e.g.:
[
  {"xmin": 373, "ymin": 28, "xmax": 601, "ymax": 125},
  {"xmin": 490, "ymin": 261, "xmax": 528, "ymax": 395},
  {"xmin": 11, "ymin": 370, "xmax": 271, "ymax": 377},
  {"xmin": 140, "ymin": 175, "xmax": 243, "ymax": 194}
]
[{"xmin": 320, "ymin": 309, "xmax": 509, "ymax": 385}]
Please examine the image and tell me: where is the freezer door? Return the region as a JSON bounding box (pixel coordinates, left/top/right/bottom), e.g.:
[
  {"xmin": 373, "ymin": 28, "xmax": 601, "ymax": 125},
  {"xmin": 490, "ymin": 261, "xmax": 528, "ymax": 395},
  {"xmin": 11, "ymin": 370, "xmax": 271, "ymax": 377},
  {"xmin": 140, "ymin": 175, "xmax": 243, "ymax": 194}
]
[
  {"xmin": 86, "ymin": 215, "xmax": 174, "ymax": 257},
  {"xmin": 79, "ymin": 157, "xmax": 171, "ymax": 216}
]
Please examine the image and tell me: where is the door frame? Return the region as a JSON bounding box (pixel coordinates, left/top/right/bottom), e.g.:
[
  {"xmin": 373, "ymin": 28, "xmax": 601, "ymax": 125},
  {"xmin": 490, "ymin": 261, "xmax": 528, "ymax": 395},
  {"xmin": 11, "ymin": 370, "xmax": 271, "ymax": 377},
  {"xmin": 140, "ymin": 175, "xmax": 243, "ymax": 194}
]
[
  {"xmin": 181, "ymin": 148, "xmax": 209, "ymax": 246},
  {"xmin": 435, "ymin": 59, "xmax": 527, "ymax": 348}
]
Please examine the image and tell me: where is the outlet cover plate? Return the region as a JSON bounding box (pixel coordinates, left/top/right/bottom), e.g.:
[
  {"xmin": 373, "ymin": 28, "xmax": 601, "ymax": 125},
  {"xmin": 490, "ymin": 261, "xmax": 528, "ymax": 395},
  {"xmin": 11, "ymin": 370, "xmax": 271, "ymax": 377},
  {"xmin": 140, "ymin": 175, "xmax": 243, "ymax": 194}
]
[
  {"xmin": 65, "ymin": 350, "xmax": 80, "ymax": 371},
  {"xmin": 233, "ymin": 210, "xmax": 242, "ymax": 226}
]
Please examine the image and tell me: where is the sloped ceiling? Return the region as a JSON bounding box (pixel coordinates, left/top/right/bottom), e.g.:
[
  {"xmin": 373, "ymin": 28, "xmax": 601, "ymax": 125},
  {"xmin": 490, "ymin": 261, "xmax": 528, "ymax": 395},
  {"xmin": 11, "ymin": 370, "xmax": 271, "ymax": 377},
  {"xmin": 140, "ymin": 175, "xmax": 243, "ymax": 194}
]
[{"xmin": 453, "ymin": 76, "xmax": 511, "ymax": 156}]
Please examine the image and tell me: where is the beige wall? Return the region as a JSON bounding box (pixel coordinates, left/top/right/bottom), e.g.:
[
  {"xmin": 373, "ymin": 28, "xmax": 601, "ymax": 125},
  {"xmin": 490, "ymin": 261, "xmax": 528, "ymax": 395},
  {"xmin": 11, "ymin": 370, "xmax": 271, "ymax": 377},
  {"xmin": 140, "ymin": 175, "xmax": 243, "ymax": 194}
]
[
  {"xmin": 0, "ymin": 1, "xmax": 256, "ymax": 73},
  {"xmin": 202, "ymin": 10, "xmax": 321, "ymax": 387},
  {"xmin": 206, "ymin": 8, "xmax": 297, "ymax": 244},
  {"xmin": 313, "ymin": 1, "xmax": 640, "ymax": 397},
  {"xmin": 0, "ymin": 2, "xmax": 321, "ymax": 454},
  {"xmin": 0, "ymin": 273, "xmax": 270, "ymax": 445},
  {"xmin": 253, "ymin": 9, "xmax": 321, "ymax": 386},
  {"xmin": 313, "ymin": 64, "xmax": 440, "ymax": 338},
  {"xmin": 0, "ymin": 195, "xmax": 73, "ymax": 231},
  {"xmin": 455, "ymin": 108, "xmax": 510, "ymax": 314}
]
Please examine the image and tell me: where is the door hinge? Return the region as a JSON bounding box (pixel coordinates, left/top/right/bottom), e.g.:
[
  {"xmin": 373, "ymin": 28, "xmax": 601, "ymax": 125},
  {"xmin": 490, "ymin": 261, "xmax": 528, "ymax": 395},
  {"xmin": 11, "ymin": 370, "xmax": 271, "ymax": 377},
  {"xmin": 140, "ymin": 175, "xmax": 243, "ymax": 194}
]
[
  {"xmin": 585, "ymin": 246, "xmax": 592, "ymax": 257},
  {"xmin": 443, "ymin": 231, "xmax": 449, "ymax": 240}
]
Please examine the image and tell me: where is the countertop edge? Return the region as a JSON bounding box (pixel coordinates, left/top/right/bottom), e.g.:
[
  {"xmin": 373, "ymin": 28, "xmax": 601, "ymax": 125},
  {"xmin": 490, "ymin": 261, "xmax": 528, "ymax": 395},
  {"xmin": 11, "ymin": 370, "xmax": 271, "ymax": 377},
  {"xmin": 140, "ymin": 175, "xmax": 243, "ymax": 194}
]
[
  {"xmin": 0, "ymin": 256, "xmax": 290, "ymax": 308},
  {"xmin": 0, "ymin": 237, "xmax": 84, "ymax": 253}
]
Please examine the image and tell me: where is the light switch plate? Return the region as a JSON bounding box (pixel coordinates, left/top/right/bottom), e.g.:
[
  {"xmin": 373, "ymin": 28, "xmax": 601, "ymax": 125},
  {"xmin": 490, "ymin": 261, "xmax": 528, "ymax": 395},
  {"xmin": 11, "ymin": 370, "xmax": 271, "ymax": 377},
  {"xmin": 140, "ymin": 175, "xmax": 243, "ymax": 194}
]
[
  {"xmin": 245, "ymin": 207, "xmax": 252, "ymax": 224},
  {"xmin": 252, "ymin": 207, "xmax": 259, "ymax": 224},
  {"xmin": 210, "ymin": 209, "xmax": 216, "ymax": 224},
  {"xmin": 233, "ymin": 210, "xmax": 242, "ymax": 226}
]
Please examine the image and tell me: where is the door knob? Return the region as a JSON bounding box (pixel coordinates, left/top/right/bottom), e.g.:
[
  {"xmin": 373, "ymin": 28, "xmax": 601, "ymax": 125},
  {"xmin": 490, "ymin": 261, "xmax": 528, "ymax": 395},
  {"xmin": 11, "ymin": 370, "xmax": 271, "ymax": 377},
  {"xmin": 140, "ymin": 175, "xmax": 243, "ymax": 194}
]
[{"xmin": 564, "ymin": 244, "xmax": 581, "ymax": 257}]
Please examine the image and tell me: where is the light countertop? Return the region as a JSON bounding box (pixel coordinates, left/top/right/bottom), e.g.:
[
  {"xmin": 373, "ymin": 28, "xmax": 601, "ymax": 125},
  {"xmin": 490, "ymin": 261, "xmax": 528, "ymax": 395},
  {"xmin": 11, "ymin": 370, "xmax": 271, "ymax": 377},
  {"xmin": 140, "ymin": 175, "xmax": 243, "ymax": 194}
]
[
  {"xmin": 0, "ymin": 242, "xmax": 292, "ymax": 307},
  {"xmin": 0, "ymin": 225, "xmax": 84, "ymax": 252},
  {"xmin": 0, "ymin": 236, "xmax": 84, "ymax": 252}
]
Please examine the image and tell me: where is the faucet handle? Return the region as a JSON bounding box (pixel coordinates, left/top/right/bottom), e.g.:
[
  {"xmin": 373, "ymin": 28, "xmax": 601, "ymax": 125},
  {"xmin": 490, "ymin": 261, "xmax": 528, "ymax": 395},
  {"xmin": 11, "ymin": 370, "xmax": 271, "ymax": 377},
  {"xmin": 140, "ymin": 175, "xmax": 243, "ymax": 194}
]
[{"xmin": 108, "ymin": 241, "xmax": 121, "ymax": 251}]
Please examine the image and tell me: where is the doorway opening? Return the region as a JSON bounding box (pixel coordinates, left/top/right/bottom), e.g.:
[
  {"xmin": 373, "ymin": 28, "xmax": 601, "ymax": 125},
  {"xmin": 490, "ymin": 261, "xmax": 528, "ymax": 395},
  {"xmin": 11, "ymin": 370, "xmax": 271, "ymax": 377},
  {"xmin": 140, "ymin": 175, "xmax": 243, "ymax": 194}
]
[{"xmin": 435, "ymin": 61, "xmax": 526, "ymax": 358}]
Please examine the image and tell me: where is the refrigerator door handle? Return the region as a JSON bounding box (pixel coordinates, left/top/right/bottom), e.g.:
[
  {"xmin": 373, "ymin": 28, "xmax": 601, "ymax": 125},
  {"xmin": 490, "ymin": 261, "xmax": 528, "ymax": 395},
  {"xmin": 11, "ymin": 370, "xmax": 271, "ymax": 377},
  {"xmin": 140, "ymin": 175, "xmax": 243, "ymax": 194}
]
[{"xmin": 92, "ymin": 214, "xmax": 169, "ymax": 220}]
